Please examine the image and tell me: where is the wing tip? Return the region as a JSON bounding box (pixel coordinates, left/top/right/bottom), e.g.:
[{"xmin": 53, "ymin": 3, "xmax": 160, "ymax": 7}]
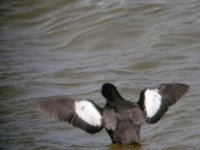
[{"xmin": 35, "ymin": 99, "xmax": 60, "ymax": 120}]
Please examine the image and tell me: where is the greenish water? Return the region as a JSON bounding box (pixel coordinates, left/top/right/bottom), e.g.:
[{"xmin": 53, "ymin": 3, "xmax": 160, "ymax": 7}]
[{"xmin": 0, "ymin": 0, "xmax": 200, "ymax": 149}]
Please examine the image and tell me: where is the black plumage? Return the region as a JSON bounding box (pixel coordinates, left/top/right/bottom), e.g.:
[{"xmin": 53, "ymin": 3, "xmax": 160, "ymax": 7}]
[{"xmin": 36, "ymin": 83, "xmax": 189, "ymax": 145}]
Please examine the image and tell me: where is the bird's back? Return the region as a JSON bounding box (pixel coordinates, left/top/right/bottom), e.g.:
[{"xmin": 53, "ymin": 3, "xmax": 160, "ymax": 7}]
[{"xmin": 103, "ymin": 101, "xmax": 145, "ymax": 144}]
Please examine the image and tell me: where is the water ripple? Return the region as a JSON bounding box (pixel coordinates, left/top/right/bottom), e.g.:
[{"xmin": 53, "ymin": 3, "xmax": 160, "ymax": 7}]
[{"xmin": 1, "ymin": 0, "xmax": 200, "ymax": 149}]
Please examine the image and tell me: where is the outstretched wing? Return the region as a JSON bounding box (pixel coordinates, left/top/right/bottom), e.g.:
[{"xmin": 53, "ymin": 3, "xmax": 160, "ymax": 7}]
[
  {"xmin": 138, "ymin": 83, "xmax": 189, "ymax": 124},
  {"xmin": 36, "ymin": 97, "xmax": 103, "ymax": 134},
  {"xmin": 157, "ymin": 83, "xmax": 189, "ymax": 106}
]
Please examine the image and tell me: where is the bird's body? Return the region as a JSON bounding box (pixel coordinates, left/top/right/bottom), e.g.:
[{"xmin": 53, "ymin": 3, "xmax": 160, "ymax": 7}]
[
  {"xmin": 37, "ymin": 83, "xmax": 189, "ymax": 145},
  {"xmin": 103, "ymin": 102, "xmax": 143, "ymax": 144}
]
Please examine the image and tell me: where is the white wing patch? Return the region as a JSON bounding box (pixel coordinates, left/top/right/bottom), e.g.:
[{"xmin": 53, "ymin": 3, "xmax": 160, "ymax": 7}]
[
  {"xmin": 75, "ymin": 100, "xmax": 102, "ymax": 127},
  {"xmin": 144, "ymin": 89, "xmax": 162, "ymax": 118}
]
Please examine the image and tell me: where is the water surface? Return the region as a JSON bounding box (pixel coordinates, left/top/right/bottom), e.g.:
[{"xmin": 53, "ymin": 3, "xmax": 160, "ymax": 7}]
[{"xmin": 0, "ymin": 0, "xmax": 200, "ymax": 149}]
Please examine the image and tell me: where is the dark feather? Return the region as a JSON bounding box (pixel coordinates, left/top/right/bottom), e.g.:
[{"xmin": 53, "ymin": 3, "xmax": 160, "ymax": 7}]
[
  {"xmin": 158, "ymin": 83, "xmax": 189, "ymax": 106},
  {"xmin": 36, "ymin": 97, "xmax": 103, "ymax": 134},
  {"xmin": 138, "ymin": 83, "xmax": 189, "ymax": 124}
]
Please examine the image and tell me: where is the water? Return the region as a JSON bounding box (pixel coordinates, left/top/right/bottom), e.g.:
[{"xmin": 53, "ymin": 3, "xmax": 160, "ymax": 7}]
[{"xmin": 0, "ymin": 0, "xmax": 200, "ymax": 149}]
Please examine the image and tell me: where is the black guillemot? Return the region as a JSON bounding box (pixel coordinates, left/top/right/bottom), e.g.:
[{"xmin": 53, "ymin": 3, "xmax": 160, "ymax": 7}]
[{"xmin": 37, "ymin": 83, "xmax": 189, "ymax": 145}]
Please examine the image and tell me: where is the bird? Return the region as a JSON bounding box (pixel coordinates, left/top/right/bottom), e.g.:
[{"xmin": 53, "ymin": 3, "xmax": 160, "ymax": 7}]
[{"xmin": 36, "ymin": 83, "xmax": 189, "ymax": 145}]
